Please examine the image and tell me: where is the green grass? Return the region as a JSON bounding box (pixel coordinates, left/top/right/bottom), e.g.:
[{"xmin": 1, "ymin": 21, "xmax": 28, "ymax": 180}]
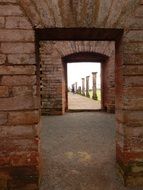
[{"xmin": 89, "ymin": 89, "xmax": 101, "ymax": 101}]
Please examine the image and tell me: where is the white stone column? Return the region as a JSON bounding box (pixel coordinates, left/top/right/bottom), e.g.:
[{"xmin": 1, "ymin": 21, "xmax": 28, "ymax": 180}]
[
  {"xmin": 86, "ymin": 76, "xmax": 90, "ymax": 97},
  {"xmin": 81, "ymin": 78, "xmax": 85, "ymax": 96},
  {"xmin": 92, "ymin": 72, "xmax": 98, "ymax": 100}
]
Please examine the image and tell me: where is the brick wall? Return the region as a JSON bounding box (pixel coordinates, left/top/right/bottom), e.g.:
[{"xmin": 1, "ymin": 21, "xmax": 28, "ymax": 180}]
[
  {"xmin": 0, "ymin": 0, "xmax": 142, "ymax": 187},
  {"xmin": 102, "ymin": 51, "xmax": 115, "ymax": 113},
  {"xmin": 0, "ymin": 1, "xmax": 40, "ymax": 189},
  {"xmin": 40, "ymin": 42, "xmax": 64, "ymax": 115},
  {"xmin": 40, "ymin": 41, "xmax": 115, "ymax": 115},
  {"xmin": 115, "ymin": 2, "xmax": 143, "ymax": 186}
]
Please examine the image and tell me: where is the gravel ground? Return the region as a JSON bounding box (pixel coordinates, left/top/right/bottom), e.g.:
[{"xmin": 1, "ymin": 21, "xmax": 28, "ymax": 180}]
[
  {"xmin": 68, "ymin": 93, "xmax": 101, "ymax": 110},
  {"xmin": 40, "ymin": 112, "xmax": 142, "ymax": 190}
]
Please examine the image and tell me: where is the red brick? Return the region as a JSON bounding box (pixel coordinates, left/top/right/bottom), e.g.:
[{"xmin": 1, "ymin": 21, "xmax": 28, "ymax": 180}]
[
  {"xmin": 10, "ymin": 151, "xmax": 39, "ymax": 166},
  {"xmin": 116, "ymin": 110, "xmax": 143, "ymax": 127},
  {"xmin": 125, "ymin": 127, "xmax": 143, "ymax": 137},
  {"xmin": 4, "ymin": 138, "xmax": 38, "ymax": 152},
  {"xmin": 19, "ymin": 0, "xmax": 42, "ymax": 27},
  {"xmin": 123, "ymin": 54, "xmax": 143, "ymax": 65},
  {"xmin": 125, "ymin": 30, "xmax": 143, "ymax": 42},
  {"xmin": 0, "ymin": 54, "xmax": 6, "ymax": 65},
  {"xmin": 1, "ymin": 75, "xmax": 36, "ymax": 86},
  {"xmin": 0, "ymin": 95, "xmax": 39, "ymax": 111},
  {"xmin": 0, "ymin": 112, "xmax": 7, "ymax": 125},
  {"xmin": 0, "ymin": 86, "xmax": 9, "ymax": 97},
  {"xmin": 125, "ymin": 114, "xmax": 143, "ymax": 127},
  {"xmin": 116, "ymin": 132, "xmax": 125, "ymax": 149},
  {"xmin": 0, "ymin": 17, "xmax": 5, "ymax": 28},
  {"xmin": 5, "ymin": 16, "xmax": 32, "ymax": 29},
  {"xmin": 0, "ymin": 0, "xmax": 17, "ymax": 2},
  {"xmin": 12, "ymin": 86, "xmax": 36, "ymax": 96},
  {"xmin": 0, "ymin": 29, "xmax": 34, "ymax": 42},
  {"xmin": 1, "ymin": 43, "xmax": 35, "ymax": 54},
  {"xmin": 126, "ymin": 175, "xmax": 143, "ymax": 186},
  {"xmin": 4, "ymin": 125, "xmax": 38, "ymax": 138},
  {"xmin": 0, "ymin": 154, "xmax": 9, "ymax": 165},
  {"xmin": 126, "ymin": 136, "xmax": 143, "ymax": 152},
  {"xmin": 125, "ymin": 18, "xmax": 143, "ymax": 29},
  {"xmin": 0, "ymin": 5, "xmax": 23, "ymax": 16},
  {"xmin": 124, "ymin": 98, "xmax": 143, "ymax": 110},
  {"xmin": 124, "ymin": 76, "xmax": 143, "ymax": 87},
  {"xmin": 0, "ymin": 65, "xmax": 36, "ymax": 75},
  {"xmin": 135, "ymin": 6, "xmax": 143, "ymax": 17},
  {"xmin": 8, "ymin": 110, "xmax": 40, "ymax": 125},
  {"xmin": 7, "ymin": 54, "xmax": 36, "ymax": 65},
  {"xmin": 123, "ymin": 43, "xmax": 143, "ymax": 54},
  {"xmin": 123, "ymin": 65, "xmax": 143, "ymax": 76},
  {"xmin": 123, "ymin": 87, "xmax": 143, "ymax": 98}
]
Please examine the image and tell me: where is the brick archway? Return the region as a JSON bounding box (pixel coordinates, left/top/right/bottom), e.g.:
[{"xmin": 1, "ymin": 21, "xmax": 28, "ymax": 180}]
[
  {"xmin": 39, "ymin": 40, "xmax": 116, "ymax": 115},
  {"xmin": 0, "ymin": 0, "xmax": 142, "ymax": 186},
  {"xmin": 62, "ymin": 51, "xmax": 115, "ymax": 112}
]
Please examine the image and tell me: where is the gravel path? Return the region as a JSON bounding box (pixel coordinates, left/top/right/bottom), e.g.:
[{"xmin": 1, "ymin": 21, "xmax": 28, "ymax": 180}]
[
  {"xmin": 68, "ymin": 92, "xmax": 101, "ymax": 110},
  {"xmin": 40, "ymin": 112, "xmax": 142, "ymax": 190}
]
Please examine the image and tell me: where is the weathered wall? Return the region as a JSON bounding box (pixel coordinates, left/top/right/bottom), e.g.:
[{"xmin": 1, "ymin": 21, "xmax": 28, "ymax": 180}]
[
  {"xmin": 102, "ymin": 51, "xmax": 115, "ymax": 113},
  {"xmin": 0, "ymin": 1, "xmax": 40, "ymax": 189},
  {"xmin": 0, "ymin": 0, "xmax": 142, "ymax": 188},
  {"xmin": 40, "ymin": 41, "xmax": 115, "ymax": 115},
  {"xmin": 115, "ymin": 2, "xmax": 143, "ymax": 186}
]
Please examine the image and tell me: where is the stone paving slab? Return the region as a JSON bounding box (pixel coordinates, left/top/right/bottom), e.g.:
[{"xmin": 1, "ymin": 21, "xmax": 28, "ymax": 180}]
[{"xmin": 68, "ymin": 92, "xmax": 101, "ymax": 110}]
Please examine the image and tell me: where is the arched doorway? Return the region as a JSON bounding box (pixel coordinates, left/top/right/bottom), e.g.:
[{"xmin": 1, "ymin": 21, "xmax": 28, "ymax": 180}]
[{"xmin": 62, "ymin": 52, "xmax": 115, "ymax": 112}]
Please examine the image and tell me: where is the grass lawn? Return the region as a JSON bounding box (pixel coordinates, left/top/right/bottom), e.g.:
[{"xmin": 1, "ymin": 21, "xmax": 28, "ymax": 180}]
[{"xmin": 89, "ymin": 89, "xmax": 101, "ymax": 101}]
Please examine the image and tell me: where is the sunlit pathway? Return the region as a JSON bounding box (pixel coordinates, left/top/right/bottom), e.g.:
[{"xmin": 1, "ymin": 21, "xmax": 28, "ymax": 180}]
[
  {"xmin": 68, "ymin": 92, "xmax": 101, "ymax": 110},
  {"xmin": 40, "ymin": 112, "xmax": 140, "ymax": 190}
]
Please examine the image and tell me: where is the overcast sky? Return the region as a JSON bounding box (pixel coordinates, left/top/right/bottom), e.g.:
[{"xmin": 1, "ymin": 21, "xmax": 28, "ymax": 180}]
[{"xmin": 67, "ymin": 62, "xmax": 101, "ymax": 89}]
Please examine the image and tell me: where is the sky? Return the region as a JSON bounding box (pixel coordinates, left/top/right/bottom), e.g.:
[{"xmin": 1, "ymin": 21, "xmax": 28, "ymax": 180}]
[{"xmin": 67, "ymin": 62, "xmax": 101, "ymax": 89}]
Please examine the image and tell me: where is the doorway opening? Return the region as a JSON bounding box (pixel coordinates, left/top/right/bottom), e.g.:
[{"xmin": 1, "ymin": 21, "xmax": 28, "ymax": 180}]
[
  {"xmin": 36, "ymin": 28, "xmax": 125, "ymax": 189},
  {"xmin": 67, "ymin": 62, "xmax": 101, "ymax": 111}
]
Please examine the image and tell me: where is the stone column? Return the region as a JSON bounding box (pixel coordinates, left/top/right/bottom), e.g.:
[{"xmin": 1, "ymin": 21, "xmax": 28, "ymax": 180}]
[
  {"xmin": 75, "ymin": 82, "xmax": 77, "ymax": 93},
  {"xmin": 92, "ymin": 72, "xmax": 98, "ymax": 100},
  {"xmin": 78, "ymin": 86, "xmax": 81, "ymax": 94},
  {"xmin": 86, "ymin": 76, "xmax": 90, "ymax": 97},
  {"xmin": 81, "ymin": 78, "xmax": 85, "ymax": 96},
  {"xmin": 71, "ymin": 84, "xmax": 75, "ymax": 93}
]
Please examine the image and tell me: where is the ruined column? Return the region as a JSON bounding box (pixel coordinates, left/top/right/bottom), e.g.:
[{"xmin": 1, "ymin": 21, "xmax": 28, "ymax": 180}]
[
  {"xmin": 78, "ymin": 86, "xmax": 81, "ymax": 94},
  {"xmin": 86, "ymin": 76, "xmax": 90, "ymax": 98},
  {"xmin": 71, "ymin": 84, "xmax": 75, "ymax": 93},
  {"xmin": 81, "ymin": 78, "xmax": 85, "ymax": 96},
  {"xmin": 92, "ymin": 72, "xmax": 98, "ymax": 100},
  {"xmin": 75, "ymin": 82, "xmax": 77, "ymax": 93}
]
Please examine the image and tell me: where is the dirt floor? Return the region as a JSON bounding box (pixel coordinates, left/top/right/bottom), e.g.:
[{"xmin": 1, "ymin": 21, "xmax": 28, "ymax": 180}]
[{"xmin": 40, "ymin": 112, "xmax": 142, "ymax": 190}]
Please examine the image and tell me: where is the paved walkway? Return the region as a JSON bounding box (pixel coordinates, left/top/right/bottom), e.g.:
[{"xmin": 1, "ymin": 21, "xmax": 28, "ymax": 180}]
[
  {"xmin": 68, "ymin": 92, "xmax": 101, "ymax": 110},
  {"xmin": 40, "ymin": 112, "xmax": 140, "ymax": 190}
]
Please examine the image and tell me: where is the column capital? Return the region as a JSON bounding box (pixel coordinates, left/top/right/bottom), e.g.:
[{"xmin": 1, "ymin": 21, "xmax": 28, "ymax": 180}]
[{"xmin": 92, "ymin": 72, "xmax": 97, "ymax": 75}]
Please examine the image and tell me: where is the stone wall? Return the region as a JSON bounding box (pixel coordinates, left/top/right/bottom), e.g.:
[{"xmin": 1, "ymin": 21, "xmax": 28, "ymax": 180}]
[{"xmin": 0, "ymin": 1, "xmax": 40, "ymax": 189}]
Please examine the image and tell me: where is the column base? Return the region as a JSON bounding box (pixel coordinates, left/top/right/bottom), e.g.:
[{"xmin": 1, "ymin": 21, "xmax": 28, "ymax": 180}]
[
  {"xmin": 86, "ymin": 94, "xmax": 90, "ymax": 98},
  {"xmin": 92, "ymin": 96, "xmax": 98, "ymax": 100}
]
